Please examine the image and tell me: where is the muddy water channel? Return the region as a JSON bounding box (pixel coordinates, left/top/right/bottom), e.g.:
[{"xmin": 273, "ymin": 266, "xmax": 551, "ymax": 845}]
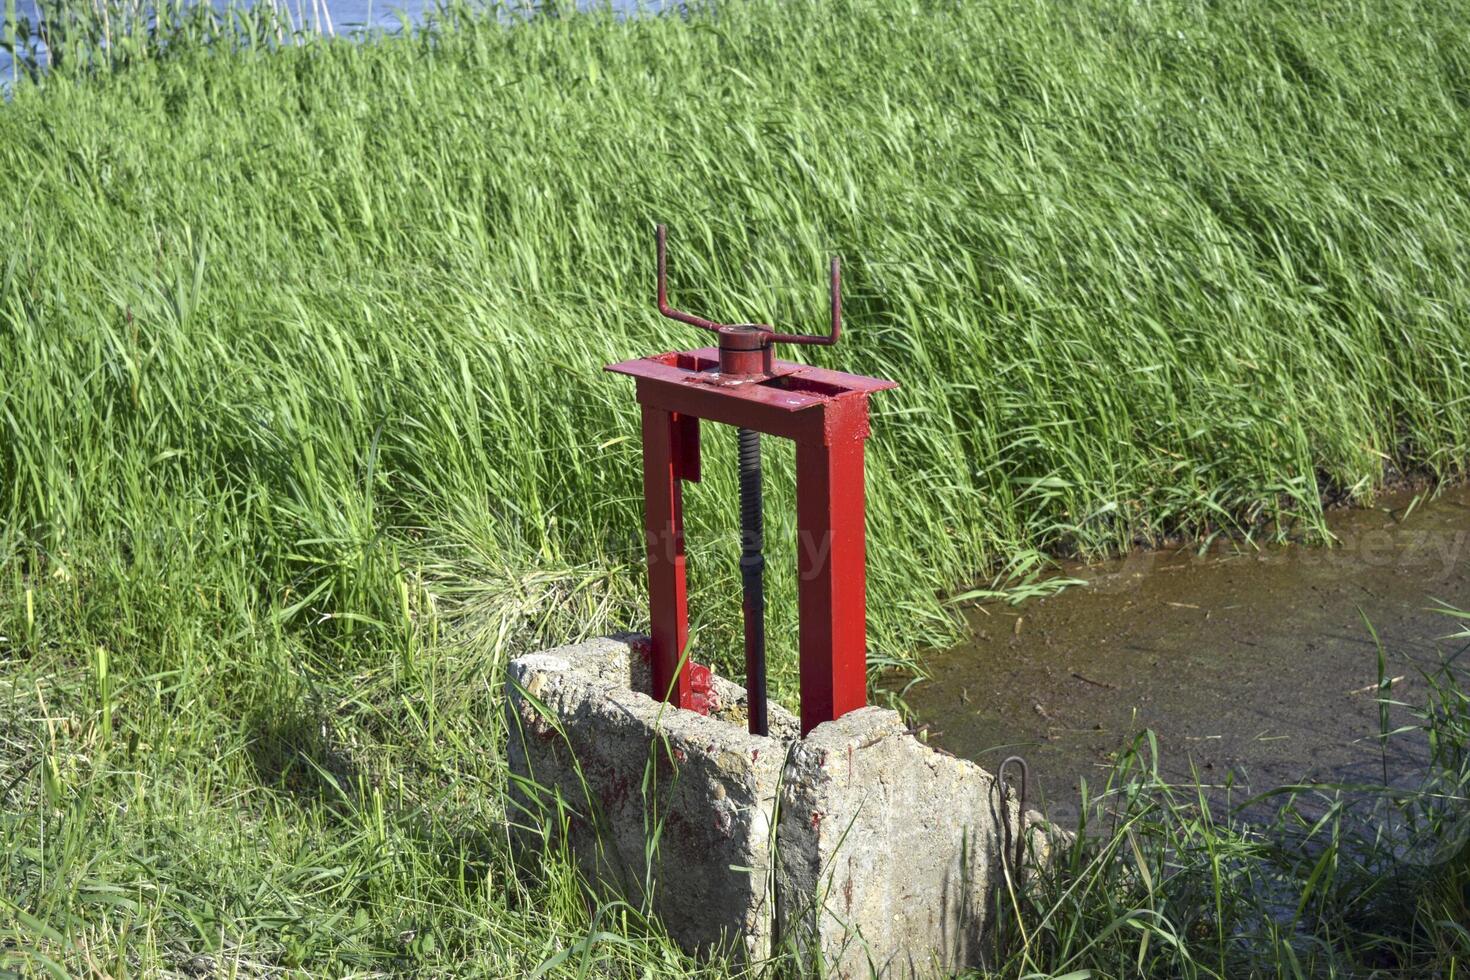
[{"xmin": 893, "ymin": 486, "xmax": 1470, "ymax": 813}]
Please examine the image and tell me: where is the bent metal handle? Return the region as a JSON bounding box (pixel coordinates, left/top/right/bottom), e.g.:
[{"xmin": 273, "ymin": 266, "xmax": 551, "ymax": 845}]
[{"xmin": 655, "ymin": 223, "xmax": 841, "ymax": 347}]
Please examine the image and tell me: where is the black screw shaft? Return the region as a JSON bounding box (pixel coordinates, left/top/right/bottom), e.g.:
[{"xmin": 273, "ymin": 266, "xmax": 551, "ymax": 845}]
[{"xmin": 737, "ymin": 427, "xmax": 768, "ymax": 736}]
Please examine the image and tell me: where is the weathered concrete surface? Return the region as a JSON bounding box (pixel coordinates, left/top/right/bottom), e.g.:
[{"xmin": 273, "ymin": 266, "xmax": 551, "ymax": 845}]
[
  {"xmin": 778, "ymin": 706, "xmax": 1028, "ymax": 978},
  {"xmin": 505, "ymin": 636, "xmax": 795, "ymax": 960},
  {"xmin": 506, "ymin": 636, "xmax": 1049, "ymax": 976}
]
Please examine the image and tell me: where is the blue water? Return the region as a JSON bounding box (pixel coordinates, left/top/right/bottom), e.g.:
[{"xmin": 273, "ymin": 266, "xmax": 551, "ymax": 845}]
[{"xmin": 1, "ymin": 0, "xmax": 653, "ymax": 86}]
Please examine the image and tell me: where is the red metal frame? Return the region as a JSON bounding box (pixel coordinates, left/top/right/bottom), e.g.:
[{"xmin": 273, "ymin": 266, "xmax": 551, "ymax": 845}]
[{"xmin": 608, "ymin": 347, "xmax": 896, "ymax": 735}]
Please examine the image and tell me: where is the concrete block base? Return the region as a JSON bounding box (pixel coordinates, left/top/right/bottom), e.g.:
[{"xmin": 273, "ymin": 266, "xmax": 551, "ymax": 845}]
[
  {"xmin": 777, "ymin": 706, "xmax": 1024, "ymax": 977},
  {"xmin": 506, "ymin": 636, "xmax": 1044, "ymax": 976},
  {"xmin": 505, "ymin": 636, "xmax": 796, "ymax": 959}
]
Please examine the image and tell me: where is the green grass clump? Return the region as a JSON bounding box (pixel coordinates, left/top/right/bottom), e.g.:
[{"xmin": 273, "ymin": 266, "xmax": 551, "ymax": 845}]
[
  {"xmin": 991, "ymin": 656, "xmax": 1470, "ymax": 978},
  {"xmin": 1, "ymin": 0, "xmax": 1469, "ymax": 973}
]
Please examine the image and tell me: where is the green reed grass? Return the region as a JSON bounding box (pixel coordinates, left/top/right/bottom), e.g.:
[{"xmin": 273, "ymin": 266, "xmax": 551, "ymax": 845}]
[
  {"xmin": 988, "ymin": 647, "xmax": 1470, "ymax": 978},
  {"xmin": 1, "ymin": 0, "xmax": 1468, "ymax": 973}
]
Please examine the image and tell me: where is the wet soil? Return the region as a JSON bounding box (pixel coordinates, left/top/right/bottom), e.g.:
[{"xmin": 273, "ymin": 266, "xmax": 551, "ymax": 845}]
[{"xmin": 889, "ymin": 485, "xmax": 1470, "ymax": 816}]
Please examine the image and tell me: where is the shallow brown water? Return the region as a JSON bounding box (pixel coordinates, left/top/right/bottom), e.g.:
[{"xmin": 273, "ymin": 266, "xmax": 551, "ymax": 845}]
[{"xmin": 890, "ymin": 485, "xmax": 1470, "ymax": 816}]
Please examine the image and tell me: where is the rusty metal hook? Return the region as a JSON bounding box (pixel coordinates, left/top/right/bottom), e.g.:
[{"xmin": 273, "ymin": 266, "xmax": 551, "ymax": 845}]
[
  {"xmin": 997, "ymin": 755, "xmax": 1029, "ymax": 877},
  {"xmin": 654, "ymin": 223, "xmax": 841, "ymax": 347}
]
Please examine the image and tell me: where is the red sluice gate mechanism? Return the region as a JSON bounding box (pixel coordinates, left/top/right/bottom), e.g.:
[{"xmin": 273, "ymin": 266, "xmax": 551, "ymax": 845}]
[{"xmin": 605, "ymin": 225, "xmax": 897, "ymax": 737}]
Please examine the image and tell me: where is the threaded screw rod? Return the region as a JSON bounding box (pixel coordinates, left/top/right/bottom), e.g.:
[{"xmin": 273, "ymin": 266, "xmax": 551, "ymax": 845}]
[{"xmin": 738, "ymin": 427, "xmax": 768, "ymax": 736}]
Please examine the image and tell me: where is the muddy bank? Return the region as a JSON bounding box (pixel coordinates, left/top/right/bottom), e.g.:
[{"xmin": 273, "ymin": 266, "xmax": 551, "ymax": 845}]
[{"xmin": 889, "ymin": 485, "xmax": 1470, "ymax": 816}]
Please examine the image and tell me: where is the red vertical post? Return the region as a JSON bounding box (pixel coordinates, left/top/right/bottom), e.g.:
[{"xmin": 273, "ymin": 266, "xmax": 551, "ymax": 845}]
[
  {"xmin": 642, "ymin": 404, "xmax": 693, "ymax": 709},
  {"xmin": 794, "ymin": 425, "xmax": 870, "ymax": 734}
]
